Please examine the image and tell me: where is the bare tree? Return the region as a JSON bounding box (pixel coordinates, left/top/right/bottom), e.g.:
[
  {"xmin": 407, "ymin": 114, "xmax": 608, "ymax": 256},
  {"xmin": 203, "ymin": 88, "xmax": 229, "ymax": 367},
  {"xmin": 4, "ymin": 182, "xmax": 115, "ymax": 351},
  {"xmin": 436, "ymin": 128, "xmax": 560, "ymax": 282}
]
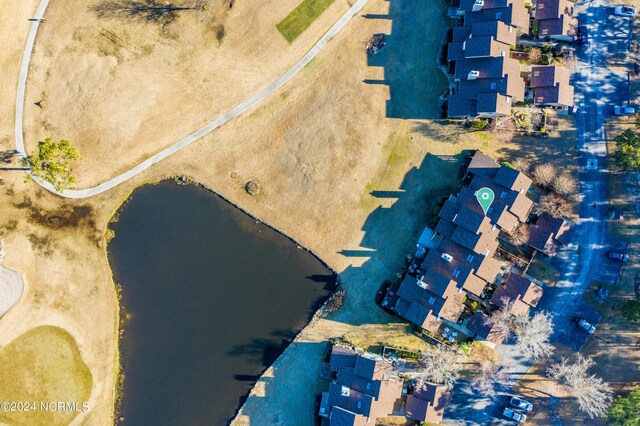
[
  {"xmin": 552, "ymin": 173, "xmax": 578, "ymax": 196},
  {"xmin": 511, "ymin": 158, "xmax": 531, "ymax": 174},
  {"xmin": 533, "ymin": 163, "xmax": 557, "ymax": 187},
  {"xmin": 528, "ymin": 47, "xmax": 542, "ymax": 63},
  {"xmin": 486, "ymin": 298, "xmax": 554, "ymax": 359},
  {"xmin": 539, "ymin": 193, "xmax": 571, "ymax": 218},
  {"xmin": 513, "ymin": 310, "xmax": 555, "ymax": 359},
  {"xmin": 484, "ymin": 297, "xmax": 518, "ymax": 342},
  {"xmin": 471, "ymin": 360, "xmax": 514, "ymax": 397},
  {"xmin": 415, "ymin": 345, "xmax": 461, "ymax": 389},
  {"xmin": 548, "ymin": 354, "xmax": 613, "ymax": 418},
  {"xmin": 508, "ymin": 224, "xmax": 530, "ymax": 246}
]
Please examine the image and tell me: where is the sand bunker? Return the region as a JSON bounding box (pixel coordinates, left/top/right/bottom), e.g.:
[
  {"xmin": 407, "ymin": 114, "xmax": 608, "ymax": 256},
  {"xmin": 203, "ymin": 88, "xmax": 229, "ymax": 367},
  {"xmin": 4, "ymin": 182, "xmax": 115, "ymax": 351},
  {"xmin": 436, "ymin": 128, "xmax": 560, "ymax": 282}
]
[{"xmin": 0, "ymin": 267, "xmax": 24, "ymax": 318}]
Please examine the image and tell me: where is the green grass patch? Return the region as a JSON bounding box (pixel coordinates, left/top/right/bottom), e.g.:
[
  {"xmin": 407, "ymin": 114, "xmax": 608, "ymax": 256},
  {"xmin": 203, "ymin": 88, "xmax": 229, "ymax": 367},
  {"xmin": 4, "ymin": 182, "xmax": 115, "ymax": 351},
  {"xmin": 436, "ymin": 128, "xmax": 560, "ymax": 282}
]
[
  {"xmin": 276, "ymin": 0, "xmax": 336, "ymax": 42},
  {"xmin": 0, "ymin": 326, "xmax": 93, "ymax": 426}
]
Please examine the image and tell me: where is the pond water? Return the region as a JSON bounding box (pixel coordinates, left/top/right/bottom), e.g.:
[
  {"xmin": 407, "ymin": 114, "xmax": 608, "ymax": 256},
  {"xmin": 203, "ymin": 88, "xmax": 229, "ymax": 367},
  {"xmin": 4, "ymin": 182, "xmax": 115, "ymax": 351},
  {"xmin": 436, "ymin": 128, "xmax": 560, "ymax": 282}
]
[{"xmin": 108, "ymin": 181, "xmax": 336, "ymax": 425}]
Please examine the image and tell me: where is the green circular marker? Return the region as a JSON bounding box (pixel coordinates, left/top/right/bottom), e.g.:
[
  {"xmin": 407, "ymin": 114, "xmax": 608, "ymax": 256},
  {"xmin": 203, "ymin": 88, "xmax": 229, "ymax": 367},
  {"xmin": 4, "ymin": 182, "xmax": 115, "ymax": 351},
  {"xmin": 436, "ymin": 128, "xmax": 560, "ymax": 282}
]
[{"xmin": 476, "ymin": 187, "xmax": 495, "ymax": 215}]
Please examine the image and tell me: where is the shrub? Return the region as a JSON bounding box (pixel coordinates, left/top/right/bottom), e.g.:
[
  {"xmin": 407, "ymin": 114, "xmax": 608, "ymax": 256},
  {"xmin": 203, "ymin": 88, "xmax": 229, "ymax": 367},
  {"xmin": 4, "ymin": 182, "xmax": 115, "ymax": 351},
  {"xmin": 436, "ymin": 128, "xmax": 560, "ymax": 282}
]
[{"xmin": 621, "ymin": 299, "xmax": 640, "ymax": 322}]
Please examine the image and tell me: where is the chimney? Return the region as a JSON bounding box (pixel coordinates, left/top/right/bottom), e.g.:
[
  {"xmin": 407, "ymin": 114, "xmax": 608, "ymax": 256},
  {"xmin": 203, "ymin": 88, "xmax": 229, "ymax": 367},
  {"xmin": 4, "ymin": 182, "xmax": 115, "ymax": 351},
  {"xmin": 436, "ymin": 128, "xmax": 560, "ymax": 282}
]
[
  {"xmin": 441, "ymin": 253, "xmax": 453, "ymax": 262},
  {"xmin": 468, "ymin": 70, "xmax": 480, "ymax": 80},
  {"xmin": 472, "ymin": 0, "xmax": 484, "ymax": 12},
  {"xmin": 341, "ymin": 386, "xmax": 351, "ymax": 397}
]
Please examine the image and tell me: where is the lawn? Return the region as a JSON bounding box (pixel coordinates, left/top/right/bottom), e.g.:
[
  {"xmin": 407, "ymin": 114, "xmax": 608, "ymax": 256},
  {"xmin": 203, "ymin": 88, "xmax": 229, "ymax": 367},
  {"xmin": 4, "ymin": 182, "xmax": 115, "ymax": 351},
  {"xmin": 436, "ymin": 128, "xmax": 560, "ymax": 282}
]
[
  {"xmin": 276, "ymin": 0, "xmax": 336, "ymax": 42},
  {"xmin": 0, "ymin": 326, "xmax": 93, "ymax": 426},
  {"xmin": 527, "ymin": 254, "xmax": 560, "ymax": 286}
]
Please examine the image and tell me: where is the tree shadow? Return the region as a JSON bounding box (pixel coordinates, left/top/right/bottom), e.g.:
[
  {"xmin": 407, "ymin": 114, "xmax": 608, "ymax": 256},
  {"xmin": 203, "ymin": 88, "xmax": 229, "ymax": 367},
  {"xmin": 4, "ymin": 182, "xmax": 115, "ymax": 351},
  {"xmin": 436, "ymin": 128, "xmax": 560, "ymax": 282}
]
[{"xmin": 91, "ymin": 0, "xmax": 195, "ymax": 23}]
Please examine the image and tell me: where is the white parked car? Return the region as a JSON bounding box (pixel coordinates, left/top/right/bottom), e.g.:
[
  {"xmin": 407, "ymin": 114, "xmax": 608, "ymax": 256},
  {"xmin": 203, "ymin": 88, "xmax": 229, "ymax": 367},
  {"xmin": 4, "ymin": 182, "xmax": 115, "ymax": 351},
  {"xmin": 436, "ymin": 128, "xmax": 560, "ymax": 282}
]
[
  {"xmin": 614, "ymin": 6, "xmax": 637, "ymax": 16},
  {"xmin": 503, "ymin": 407, "xmax": 527, "ymax": 423},
  {"xmin": 615, "ymin": 106, "xmax": 636, "ymax": 115},
  {"xmin": 576, "ymin": 317, "xmax": 596, "ymax": 335},
  {"xmin": 510, "ymin": 396, "xmax": 534, "ymax": 412}
]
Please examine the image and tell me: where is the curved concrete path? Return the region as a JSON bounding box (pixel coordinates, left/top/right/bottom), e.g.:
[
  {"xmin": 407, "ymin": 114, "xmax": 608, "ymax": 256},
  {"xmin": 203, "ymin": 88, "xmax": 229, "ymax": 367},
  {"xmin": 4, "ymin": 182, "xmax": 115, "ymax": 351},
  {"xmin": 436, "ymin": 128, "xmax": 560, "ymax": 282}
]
[{"xmin": 15, "ymin": 0, "xmax": 371, "ymax": 199}]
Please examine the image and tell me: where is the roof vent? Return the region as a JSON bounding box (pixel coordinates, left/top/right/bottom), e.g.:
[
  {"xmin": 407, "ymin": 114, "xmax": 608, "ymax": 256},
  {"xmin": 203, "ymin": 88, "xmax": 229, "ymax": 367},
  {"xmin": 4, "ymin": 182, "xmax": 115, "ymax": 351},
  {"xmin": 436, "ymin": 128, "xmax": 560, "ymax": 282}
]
[
  {"xmin": 441, "ymin": 253, "xmax": 453, "ymax": 262},
  {"xmin": 341, "ymin": 386, "xmax": 351, "ymax": 397},
  {"xmin": 417, "ymin": 278, "xmax": 428, "ymax": 289},
  {"xmin": 468, "ymin": 70, "xmax": 480, "ymax": 80},
  {"xmin": 472, "ymin": 0, "xmax": 484, "ymax": 12}
]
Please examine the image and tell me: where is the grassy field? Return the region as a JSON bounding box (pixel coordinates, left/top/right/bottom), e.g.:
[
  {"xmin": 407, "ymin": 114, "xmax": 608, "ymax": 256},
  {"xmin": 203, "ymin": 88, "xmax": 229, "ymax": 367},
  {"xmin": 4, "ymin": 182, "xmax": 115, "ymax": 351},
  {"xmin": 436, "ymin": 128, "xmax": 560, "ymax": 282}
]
[
  {"xmin": 0, "ymin": 326, "xmax": 93, "ymax": 426},
  {"xmin": 276, "ymin": 0, "xmax": 336, "ymax": 42}
]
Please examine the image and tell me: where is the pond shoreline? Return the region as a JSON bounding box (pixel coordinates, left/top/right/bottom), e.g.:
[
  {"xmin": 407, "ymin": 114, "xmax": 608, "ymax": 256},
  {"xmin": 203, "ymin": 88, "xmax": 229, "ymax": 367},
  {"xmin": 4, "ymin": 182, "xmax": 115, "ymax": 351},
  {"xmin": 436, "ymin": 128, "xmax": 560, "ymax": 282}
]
[{"xmin": 105, "ymin": 176, "xmax": 340, "ymax": 425}]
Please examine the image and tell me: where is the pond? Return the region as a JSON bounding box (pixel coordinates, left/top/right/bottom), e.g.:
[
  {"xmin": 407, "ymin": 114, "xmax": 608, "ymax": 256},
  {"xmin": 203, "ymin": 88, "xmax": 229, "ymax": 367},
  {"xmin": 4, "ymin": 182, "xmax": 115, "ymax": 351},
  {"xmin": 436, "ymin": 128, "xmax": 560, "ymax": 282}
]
[{"xmin": 108, "ymin": 181, "xmax": 336, "ymax": 425}]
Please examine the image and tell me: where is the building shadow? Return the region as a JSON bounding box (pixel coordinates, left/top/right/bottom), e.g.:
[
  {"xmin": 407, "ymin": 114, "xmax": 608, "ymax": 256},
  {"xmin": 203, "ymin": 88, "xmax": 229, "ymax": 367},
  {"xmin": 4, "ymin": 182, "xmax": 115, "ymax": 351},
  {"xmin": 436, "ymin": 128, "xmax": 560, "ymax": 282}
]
[
  {"xmin": 329, "ymin": 152, "xmax": 469, "ymax": 327},
  {"xmin": 364, "ymin": 0, "xmax": 451, "ymax": 119}
]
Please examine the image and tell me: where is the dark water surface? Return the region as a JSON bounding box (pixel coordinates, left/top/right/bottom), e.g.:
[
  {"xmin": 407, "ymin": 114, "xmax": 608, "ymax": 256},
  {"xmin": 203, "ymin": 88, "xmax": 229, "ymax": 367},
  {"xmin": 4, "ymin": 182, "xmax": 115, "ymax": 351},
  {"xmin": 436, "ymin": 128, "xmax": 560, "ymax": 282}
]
[{"xmin": 109, "ymin": 181, "xmax": 335, "ymax": 426}]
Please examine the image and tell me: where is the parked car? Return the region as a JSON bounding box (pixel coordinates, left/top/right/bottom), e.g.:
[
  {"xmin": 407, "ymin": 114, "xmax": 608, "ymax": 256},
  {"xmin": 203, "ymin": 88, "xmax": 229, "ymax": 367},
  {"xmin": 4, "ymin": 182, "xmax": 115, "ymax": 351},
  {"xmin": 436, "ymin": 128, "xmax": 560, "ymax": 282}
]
[
  {"xmin": 576, "ymin": 317, "xmax": 596, "ymax": 334},
  {"xmin": 503, "ymin": 407, "xmax": 527, "ymax": 423},
  {"xmin": 614, "ymin": 6, "xmax": 637, "ymax": 16},
  {"xmin": 510, "ymin": 396, "xmax": 534, "ymax": 412},
  {"xmin": 614, "ymin": 106, "xmax": 636, "ymax": 115},
  {"xmin": 576, "ymin": 25, "xmax": 589, "ymax": 45},
  {"xmin": 607, "ymin": 251, "xmax": 629, "ymax": 262}
]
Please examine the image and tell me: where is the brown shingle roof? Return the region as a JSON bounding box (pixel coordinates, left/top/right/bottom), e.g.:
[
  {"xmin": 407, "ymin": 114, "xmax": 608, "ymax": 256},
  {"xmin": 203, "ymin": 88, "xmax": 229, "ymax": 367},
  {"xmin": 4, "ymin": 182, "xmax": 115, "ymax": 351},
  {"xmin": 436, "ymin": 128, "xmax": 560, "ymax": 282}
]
[
  {"xmin": 539, "ymin": 0, "xmax": 574, "ymax": 19},
  {"xmin": 472, "ymin": 20, "xmax": 518, "ymax": 46},
  {"xmin": 324, "ymin": 348, "xmax": 403, "ymax": 424},
  {"xmin": 329, "ymin": 406, "xmax": 367, "ymax": 426},
  {"xmin": 330, "ymin": 345, "xmax": 364, "ymax": 372},
  {"xmin": 490, "ymin": 273, "xmax": 543, "ymax": 314},
  {"xmin": 527, "ymin": 213, "xmax": 574, "ymax": 255},
  {"xmin": 464, "ymin": 0, "xmax": 530, "ymax": 29},
  {"xmin": 466, "ymin": 311, "xmax": 506, "ymax": 344},
  {"xmin": 461, "ymin": 273, "xmax": 488, "ymax": 296},
  {"xmin": 354, "ymin": 356, "xmax": 392, "ymax": 381},
  {"xmin": 477, "ymin": 92, "xmax": 512, "ymax": 115},
  {"xmin": 448, "ymin": 94, "xmax": 478, "ymax": 118},
  {"xmin": 406, "ymin": 384, "xmax": 452, "ymax": 423},
  {"xmin": 474, "ymin": 255, "xmax": 502, "ymax": 282},
  {"xmin": 467, "ymin": 151, "xmax": 500, "ymax": 178},
  {"xmin": 494, "ymin": 166, "xmax": 533, "ymax": 193},
  {"xmin": 464, "ymin": 37, "xmax": 510, "ymax": 58},
  {"xmin": 530, "ymin": 66, "xmax": 574, "ymax": 107},
  {"xmin": 460, "ymin": 0, "xmax": 510, "ymax": 11}
]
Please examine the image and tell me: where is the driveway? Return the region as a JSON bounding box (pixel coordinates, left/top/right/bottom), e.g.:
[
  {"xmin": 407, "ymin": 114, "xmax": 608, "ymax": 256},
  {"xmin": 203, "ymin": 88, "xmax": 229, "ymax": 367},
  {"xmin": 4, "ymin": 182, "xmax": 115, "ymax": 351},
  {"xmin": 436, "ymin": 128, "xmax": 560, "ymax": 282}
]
[{"xmin": 445, "ymin": 1, "xmax": 632, "ymax": 423}]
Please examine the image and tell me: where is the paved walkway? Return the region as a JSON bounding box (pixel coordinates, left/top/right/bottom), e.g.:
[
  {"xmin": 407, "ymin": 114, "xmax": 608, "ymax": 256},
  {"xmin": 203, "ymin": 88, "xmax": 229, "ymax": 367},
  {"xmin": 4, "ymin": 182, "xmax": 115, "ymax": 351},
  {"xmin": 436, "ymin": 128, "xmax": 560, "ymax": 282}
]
[{"xmin": 15, "ymin": 0, "xmax": 372, "ymax": 199}]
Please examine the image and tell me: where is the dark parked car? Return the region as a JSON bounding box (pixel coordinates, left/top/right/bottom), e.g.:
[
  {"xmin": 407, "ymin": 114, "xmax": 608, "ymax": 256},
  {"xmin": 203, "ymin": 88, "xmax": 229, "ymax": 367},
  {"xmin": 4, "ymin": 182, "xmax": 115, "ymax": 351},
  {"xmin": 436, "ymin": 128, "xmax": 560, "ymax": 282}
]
[
  {"xmin": 576, "ymin": 25, "xmax": 589, "ymax": 45},
  {"xmin": 607, "ymin": 251, "xmax": 629, "ymax": 262}
]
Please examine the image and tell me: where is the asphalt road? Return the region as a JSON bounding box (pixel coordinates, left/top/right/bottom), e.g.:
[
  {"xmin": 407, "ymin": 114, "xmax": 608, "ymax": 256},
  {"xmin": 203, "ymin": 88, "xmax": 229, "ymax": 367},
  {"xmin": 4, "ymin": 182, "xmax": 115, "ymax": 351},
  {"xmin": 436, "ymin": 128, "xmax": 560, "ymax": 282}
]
[
  {"xmin": 543, "ymin": 0, "xmax": 631, "ymax": 352},
  {"xmin": 14, "ymin": 0, "xmax": 372, "ymax": 199},
  {"xmin": 445, "ymin": 1, "xmax": 633, "ymax": 424}
]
